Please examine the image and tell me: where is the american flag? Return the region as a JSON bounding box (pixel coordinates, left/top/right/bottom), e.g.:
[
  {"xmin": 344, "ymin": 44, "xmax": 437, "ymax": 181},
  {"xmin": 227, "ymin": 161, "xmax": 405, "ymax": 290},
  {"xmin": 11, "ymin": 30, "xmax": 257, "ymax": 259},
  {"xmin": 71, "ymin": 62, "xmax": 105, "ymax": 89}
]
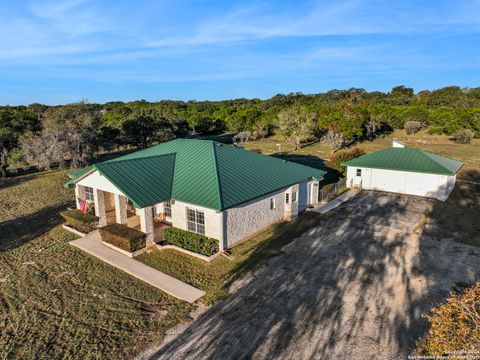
[{"xmin": 78, "ymin": 197, "xmax": 87, "ymax": 214}]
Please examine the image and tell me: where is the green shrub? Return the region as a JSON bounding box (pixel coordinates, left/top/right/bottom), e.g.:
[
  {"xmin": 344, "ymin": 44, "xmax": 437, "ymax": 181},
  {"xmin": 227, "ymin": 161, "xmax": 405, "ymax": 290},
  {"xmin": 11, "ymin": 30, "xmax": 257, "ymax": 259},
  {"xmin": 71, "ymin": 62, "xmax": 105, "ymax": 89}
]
[
  {"xmin": 329, "ymin": 147, "xmax": 366, "ymax": 173},
  {"xmin": 452, "ymin": 129, "xmax": 475, "ymax": 144},
  {"xmin": 404, "ymin": 120, "xmax": 424, "ymax": 134},
  {"xmin": 60, "ymin": 209, "xmax": 98, "ymax": 233},
  {"xmin": 99, "ymin": 224, "xmax": 146, "ymax": 253},
  {"xmin": 414, "ymin": 283, "xmax": 480, "ymax": 355},
  {"xmin": 428, "ymin": 125, "xmax": 444, "ymax": 135},
  {"xmin": 164, "ymin": 228, "xmax": 218, "ymax": 257}
]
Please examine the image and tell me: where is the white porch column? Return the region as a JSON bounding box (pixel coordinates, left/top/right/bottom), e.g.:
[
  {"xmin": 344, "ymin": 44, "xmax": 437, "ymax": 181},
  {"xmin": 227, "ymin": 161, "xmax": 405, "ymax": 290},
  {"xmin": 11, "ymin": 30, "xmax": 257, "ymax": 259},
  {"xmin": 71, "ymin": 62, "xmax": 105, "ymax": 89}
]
[
  {"xmin": 94, "ymin": 189, "xmax": 107, "ymax": 226},
  {"xmin": 75, "ymin": 185, "xmax": 81, "ymax": 209},
  {"xmin": 75, "ymin": 185, "xmax": 86, "ymax": 209},
  {"xmin": 311, "ymin": 182, "xmax": 319, "ymax": 205},
  {"xmin": 114, "ymin": 194, "xmax": 128, "ymax": 225},
  {"xmin": 219, "ymin": 211, "xmax": 227, "ymax": 252},
  {"xmin": 139, "ymin": 206, "xmax": 155, "ymax": 247}
]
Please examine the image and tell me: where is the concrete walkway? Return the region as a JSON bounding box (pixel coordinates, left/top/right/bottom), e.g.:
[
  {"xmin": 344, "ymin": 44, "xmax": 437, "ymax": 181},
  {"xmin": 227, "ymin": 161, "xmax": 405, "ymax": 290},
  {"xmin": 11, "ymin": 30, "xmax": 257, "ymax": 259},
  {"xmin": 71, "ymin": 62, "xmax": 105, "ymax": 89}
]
[
  {"xmin": 311, "ymin": 189, "xmax": 359, "ymax": 214},
  {"xmin": 70, "ymin": 231, "xmax": 205, "ymax": 303}
]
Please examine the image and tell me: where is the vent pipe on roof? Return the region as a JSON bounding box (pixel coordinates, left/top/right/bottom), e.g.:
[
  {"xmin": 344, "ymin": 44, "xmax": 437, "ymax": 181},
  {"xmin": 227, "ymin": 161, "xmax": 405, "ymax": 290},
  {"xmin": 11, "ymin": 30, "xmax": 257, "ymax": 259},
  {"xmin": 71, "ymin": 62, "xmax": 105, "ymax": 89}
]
[{"xmin": 392, "ymin": 139, "xmax": 406, "ymax": 148}]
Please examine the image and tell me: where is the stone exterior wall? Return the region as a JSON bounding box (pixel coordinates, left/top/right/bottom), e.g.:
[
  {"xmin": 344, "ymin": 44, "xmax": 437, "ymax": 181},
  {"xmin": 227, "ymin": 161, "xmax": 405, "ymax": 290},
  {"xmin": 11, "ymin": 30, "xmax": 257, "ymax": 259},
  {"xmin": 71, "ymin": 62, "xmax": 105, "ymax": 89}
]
[{"xmin": 225, "ymin": 188, "xmax": 286, "ymax": 247}]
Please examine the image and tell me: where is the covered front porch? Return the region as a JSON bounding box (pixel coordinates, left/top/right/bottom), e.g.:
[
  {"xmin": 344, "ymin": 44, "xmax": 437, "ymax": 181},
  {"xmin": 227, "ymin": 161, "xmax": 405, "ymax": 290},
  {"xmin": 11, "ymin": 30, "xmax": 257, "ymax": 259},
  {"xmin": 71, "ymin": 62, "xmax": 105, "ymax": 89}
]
[{"xmin": 76, "ymin": 184, "xmax": 170, "ymax": 247}]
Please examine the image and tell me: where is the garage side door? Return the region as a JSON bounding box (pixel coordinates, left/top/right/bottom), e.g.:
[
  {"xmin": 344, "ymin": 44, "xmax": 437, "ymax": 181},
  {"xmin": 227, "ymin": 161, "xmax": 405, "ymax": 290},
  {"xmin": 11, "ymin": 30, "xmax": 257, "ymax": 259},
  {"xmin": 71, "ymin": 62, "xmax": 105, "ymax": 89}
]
[{"xmin": 370, "ymin": 169, "xmax": 406, "ymax": 193}]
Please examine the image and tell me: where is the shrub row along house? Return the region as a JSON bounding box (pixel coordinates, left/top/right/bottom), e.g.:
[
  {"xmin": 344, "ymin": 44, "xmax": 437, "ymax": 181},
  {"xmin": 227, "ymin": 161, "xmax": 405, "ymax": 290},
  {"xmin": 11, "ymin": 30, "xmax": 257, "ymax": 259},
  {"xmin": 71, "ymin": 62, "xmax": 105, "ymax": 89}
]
[
  {"xmin": 343, "ymin": 140, "xmax": 463, "ymax": 200},
  {"xmin": 65, "ymin": 139, "xmax": 324, "ymax": 253}
]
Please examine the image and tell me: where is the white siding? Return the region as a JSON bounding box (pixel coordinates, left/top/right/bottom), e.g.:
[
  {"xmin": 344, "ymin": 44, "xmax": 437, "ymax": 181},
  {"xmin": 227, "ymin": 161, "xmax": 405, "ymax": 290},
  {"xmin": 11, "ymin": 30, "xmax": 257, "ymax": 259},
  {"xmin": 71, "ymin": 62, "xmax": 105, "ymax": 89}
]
[
  {"xmin": 170, "ymin": 200, "xmax": 224, "ymax": 242},
  {"xmin": 77, "ymin": 170, "xmax": 125, "ymax": 196},
  {"xmin": 346, "ymin": 166, "xmax": 455, "ymax": 201}
]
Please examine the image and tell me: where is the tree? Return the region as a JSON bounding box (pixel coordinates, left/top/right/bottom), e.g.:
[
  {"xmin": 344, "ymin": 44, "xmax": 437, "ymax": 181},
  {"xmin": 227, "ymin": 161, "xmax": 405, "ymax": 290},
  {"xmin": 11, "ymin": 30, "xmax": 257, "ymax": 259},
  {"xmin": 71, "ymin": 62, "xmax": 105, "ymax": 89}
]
[
  {"xmin": 404, "ymin": 121, "xmax": 423, "ymax": 135},
  {"xmin": 277, "ymin": 105, "xmax": 315, "ymax": 150},
  {"xmin": 452, "ymin": 129, "xmax": 475, "ymax": 144},
  {"xmin": 0, "ymin": 108, "xmax": 38, "ymax": 177},
  {"xmin": 329, "ymin": 148, "xmax": 366, "ymax": 173},
  {"xmin": 20, "ymin": 102, "xmax": 102, "ymax": 169},
  {"xmin": 122, "ymin": 112, "xmax": 172, "ymax": 148}
]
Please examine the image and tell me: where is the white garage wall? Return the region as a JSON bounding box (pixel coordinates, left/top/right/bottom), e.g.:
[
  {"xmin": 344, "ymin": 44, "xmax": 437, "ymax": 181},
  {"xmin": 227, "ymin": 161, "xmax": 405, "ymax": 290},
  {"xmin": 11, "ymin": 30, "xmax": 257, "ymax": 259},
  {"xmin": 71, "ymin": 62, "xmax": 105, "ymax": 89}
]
[{"xmin": 346, "ymin": 166, "xmax": 454, "ymax": 200}]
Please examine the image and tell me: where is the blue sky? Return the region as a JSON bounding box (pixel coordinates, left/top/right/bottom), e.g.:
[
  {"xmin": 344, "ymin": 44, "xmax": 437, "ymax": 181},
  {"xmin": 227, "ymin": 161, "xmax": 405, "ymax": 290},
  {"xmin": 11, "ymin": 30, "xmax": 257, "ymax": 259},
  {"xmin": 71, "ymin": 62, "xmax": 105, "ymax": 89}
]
[{"xmin": 1, "ymin": 0, "xmax": 479, "ymax": 105}]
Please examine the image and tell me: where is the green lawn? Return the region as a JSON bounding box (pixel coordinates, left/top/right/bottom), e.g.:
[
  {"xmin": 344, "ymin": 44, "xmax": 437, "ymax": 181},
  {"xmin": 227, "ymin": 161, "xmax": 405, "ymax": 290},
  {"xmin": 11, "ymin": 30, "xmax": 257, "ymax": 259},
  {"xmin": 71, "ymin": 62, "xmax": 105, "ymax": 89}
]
[{"xmin": 0, "ymin": 171, "xmax": 193, "ymax": 359}]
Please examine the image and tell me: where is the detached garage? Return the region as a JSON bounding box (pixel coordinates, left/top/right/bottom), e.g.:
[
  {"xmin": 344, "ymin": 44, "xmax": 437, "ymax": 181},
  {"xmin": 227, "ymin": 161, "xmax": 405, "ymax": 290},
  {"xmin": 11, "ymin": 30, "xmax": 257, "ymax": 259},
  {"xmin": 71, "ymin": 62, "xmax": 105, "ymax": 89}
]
[{"xmin": 342, "ymin": 140, "xmax": 463, "ymax": 201}]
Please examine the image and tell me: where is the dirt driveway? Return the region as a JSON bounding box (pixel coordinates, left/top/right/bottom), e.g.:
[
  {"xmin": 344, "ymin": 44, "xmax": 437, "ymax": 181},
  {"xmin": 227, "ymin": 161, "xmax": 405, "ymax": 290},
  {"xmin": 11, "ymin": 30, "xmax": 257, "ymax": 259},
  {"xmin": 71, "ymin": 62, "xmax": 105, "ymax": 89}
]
[{"xmin": 146, "ymin": 191, "xmax": 480, "ymax": 360}]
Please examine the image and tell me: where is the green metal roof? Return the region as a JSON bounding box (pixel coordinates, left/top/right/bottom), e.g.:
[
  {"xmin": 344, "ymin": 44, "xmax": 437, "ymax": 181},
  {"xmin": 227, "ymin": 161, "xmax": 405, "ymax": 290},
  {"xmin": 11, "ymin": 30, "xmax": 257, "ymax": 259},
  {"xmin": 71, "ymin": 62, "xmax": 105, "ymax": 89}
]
[
  {"xmin": 95, "ymin": 154, "xmax": 176, "ymax": 208},
  {"xmin": 342, "ymin": 147, "xmax": 463, "ymax": 175},
  {"xmin": 65, "ymin": 138, "xmax": 325, "ymax": 210}
]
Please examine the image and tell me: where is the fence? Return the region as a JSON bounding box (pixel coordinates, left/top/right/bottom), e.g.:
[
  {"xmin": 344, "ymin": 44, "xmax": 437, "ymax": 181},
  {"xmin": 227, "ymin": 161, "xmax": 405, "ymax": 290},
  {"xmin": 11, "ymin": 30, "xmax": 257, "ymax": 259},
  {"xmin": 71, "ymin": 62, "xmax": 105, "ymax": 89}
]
[{"xmin": 319, "ymin": 177, "xmax": 348, "ymax": 202}]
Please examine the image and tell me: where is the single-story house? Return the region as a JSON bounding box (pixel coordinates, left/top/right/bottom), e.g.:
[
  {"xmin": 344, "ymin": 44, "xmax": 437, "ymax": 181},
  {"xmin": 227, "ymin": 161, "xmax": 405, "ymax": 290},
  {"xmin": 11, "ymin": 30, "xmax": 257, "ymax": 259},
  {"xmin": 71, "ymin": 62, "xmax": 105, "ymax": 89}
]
[
  {"xmin": 342, "ymin": 140, "xmax": 463, "ymax": 201},
  {"xmin": 65, "ymin": 139, "xmax": 325, "ymax": 251}
]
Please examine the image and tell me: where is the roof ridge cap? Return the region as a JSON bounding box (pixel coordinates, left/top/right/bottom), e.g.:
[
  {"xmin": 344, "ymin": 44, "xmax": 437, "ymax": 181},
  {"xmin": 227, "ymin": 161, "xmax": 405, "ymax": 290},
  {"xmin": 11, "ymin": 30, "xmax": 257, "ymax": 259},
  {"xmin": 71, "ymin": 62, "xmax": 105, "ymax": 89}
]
[
  {"xmin": 99, "ymin": 152, "xmax": 176, "ymax": 165},
  {"xmin": 415, "ymin": 149, "xmax": 452, "ymax": 173},
  {"xmin": 211, "ymin": 142, "xmax": 224, "ymax": 210}
]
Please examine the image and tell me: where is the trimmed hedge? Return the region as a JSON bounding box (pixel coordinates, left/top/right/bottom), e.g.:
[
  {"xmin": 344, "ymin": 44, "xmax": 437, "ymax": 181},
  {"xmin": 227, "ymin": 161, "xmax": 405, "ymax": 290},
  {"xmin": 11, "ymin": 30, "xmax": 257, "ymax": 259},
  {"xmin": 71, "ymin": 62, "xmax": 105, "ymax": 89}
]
[
  {"xmin": 164, "ymin": 228, "xmax": 218, "ymax": 257},
  {"xmin": 99, "ymin": 224, "xmax": 146, "ymax": 253},
  {"xmin": 60, "ymin": 209, "xmax": 98, "ymax": 233}
]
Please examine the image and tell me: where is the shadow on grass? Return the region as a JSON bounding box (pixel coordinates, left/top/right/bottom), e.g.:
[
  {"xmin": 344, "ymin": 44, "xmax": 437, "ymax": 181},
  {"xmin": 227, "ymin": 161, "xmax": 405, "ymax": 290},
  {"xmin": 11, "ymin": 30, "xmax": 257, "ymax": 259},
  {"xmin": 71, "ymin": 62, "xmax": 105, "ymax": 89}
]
[
  {"xmin": 425, "ymin": 169, "xmax": 480, "ymax": 247},
  {"xmin": 271, "ymin": 153, "xmax": 342, "ymax": 185},
  {"xmin": 0, "ymin": 202, "xmax": 72, "ymax": 252},
  {"xmin": 147, "ymin": 190, "xmax": 480, "ymax": 360},
  {"xmin": 0, "ymin": 174, "xmax": 36, "ymax": 191}
]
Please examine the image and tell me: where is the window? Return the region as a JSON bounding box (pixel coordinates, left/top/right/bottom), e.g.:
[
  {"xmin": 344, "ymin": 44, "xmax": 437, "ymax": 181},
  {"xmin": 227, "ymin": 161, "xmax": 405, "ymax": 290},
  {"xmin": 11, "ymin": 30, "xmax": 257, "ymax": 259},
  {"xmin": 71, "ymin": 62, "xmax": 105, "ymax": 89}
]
[
  {"xmin": 164, "ymin": 200, "xmax": 172, "ymax": 218},
  {"xmin": 84, "ymin": 186, "xmax": 94, "ymax": 201},
  {"xmin": 292, "ymin": 191, "xmax": 297, "ymax": 203},
  {"xmin": 356, "ymin": 169, "xmax": 362, "ymax": 177},
  {"xmin": 270, "ymin": 198, "xmax": 276, "ymax": 210},
  {"xmin": 285, "ymin": 193, "xmax": 289, "ymax": 204},
  {"xmin": 186, "ymin": 208, "xmax": 205, "ymax": 235}
]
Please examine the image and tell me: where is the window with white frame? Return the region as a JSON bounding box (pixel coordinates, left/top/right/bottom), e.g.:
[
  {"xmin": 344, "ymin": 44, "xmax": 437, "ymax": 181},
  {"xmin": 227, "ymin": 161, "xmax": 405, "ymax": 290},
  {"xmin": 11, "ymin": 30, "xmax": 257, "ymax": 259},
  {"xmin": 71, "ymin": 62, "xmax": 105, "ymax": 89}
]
[
  {"xmin": 356, "ymin": 168, "xmax": 362, "ymax": 177},
  {"xmin": 292, "ymin": 191, "xmax": 297, "ymax": 203},
  {"xmin": 285, "ymin": 193, "xmax": 289, "ymax": 204},
  {"xmin": 270, "ymin": 198, "xmax": 276, "ymax": 210},
  {"xmin": 186, "ymin": 208, "xmax": 205, "ymax": 235},
  {"xmin": 164, "ymin": 200, "xmax": 172, "ymax": 218},
  {"xmin": 84, "ymin": 186, "xmax": 94, "ymax": 201}
]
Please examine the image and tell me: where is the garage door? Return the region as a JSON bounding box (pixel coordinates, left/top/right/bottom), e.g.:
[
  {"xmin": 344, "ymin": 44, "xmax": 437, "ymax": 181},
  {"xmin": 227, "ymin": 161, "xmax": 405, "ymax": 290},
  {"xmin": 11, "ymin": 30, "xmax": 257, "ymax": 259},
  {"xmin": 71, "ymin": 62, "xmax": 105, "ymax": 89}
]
[{"xmin": 370, "ymin": 169, "xmax": 406, "ymax": 193}]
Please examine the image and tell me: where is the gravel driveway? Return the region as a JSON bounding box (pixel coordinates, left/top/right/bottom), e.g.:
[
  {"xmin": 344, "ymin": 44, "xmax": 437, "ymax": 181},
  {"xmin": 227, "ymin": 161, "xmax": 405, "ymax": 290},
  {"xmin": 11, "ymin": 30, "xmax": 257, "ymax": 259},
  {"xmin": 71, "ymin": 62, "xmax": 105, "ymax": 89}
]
[{"xmin": 145, "ymin": 191, "xmax": 480, "ymax": 360}]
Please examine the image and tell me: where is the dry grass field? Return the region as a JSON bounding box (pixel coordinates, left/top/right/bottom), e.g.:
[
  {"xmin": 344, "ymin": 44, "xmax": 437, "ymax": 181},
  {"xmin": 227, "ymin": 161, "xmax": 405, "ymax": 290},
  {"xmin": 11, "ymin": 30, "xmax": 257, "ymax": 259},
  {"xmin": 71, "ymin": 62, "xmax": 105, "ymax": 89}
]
[{"xmin": 0, "ymin": 171, "xmax": 194, "ymax": 359}]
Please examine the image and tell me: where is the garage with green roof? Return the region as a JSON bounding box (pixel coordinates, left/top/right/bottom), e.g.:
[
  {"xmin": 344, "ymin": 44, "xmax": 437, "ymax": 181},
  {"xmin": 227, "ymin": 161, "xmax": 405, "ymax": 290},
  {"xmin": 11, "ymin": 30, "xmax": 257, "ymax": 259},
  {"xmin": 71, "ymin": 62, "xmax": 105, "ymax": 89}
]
[
  {"xmin": 342, "ymin": 140, "xmax": 463, "ymax": 201},
  {"xmin": 66, "ymin": 138, "xmax": 325, "ymax": 251}
]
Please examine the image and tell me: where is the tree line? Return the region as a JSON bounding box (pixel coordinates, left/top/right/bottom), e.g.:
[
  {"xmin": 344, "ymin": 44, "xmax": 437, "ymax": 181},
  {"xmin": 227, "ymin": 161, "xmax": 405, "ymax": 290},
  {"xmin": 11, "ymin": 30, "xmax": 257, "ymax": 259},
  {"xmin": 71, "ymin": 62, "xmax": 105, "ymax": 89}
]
[{"xmin": 1, "ymin": 85, "xmax": 480, "ymax": 177}]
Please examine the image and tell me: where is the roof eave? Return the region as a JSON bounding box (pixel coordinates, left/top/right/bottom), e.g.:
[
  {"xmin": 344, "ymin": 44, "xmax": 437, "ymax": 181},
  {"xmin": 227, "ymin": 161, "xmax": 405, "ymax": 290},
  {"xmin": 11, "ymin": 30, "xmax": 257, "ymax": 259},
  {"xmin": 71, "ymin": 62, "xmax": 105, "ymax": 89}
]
[
  {"xmin": 63, "ymin": 167, "xmax": 96, "ymax": 188},
  {"xmin": 343, "ymin": 163, "xmax": 456, "ymax": 176}
]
